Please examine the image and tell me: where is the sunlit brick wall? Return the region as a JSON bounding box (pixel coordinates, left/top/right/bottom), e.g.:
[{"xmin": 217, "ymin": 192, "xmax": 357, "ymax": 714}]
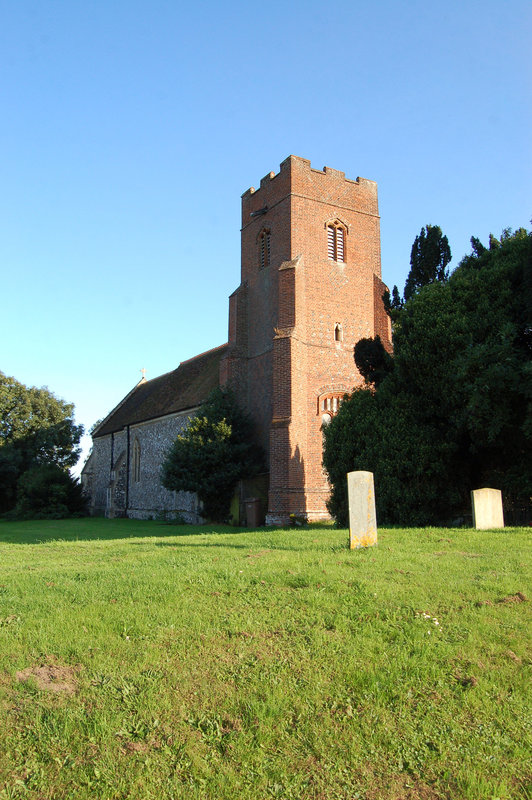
[{"xmin": 223, "ymin": 156, "xmax": 389, "ymax": 524}]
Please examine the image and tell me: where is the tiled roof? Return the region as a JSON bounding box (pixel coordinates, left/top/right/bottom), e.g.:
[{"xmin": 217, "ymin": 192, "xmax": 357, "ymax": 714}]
[{"xmin": 93, "ymin": 344, "xmax": 227, "ymax": 438}]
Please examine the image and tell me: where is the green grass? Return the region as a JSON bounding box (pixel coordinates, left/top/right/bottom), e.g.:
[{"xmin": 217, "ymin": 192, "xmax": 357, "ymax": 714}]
[{"xmin": 0, "ymin": 518, "xmax": 530, "ymax": 800}]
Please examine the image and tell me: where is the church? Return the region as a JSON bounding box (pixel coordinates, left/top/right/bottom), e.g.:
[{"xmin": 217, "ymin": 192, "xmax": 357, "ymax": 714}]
[{"xmin": 82, "ymin": 155, "xmax": 391, "ymax": 525}]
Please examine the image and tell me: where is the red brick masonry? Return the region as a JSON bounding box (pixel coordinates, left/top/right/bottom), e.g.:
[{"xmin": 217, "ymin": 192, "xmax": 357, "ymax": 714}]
[{"xmin": 220, "ymin": 156, "xmax": 391, "ymax": 524}]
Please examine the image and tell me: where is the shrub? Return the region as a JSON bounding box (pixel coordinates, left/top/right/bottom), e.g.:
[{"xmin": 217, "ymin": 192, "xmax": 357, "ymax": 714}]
[
  {"xmin": 161, "ymin": 388, "xmax": 265, "ymax": 523},
  {"xmin": 12, "ymin": 464, "xmax": 87, "ymax": 520}
]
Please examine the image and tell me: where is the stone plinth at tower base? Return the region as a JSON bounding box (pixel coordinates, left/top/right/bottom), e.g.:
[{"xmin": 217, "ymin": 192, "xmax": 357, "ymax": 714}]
[
  {"xmin": 348, "ymin": 471, "xmax": 378, "ymax": 549},
  {"xmin": 471, "ymin": 488, "xmax": 505, "ymax": 529}
]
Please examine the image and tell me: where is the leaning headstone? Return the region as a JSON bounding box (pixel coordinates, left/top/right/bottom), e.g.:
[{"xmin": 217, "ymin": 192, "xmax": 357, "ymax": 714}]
[
  {"xmin": 471, "ymin": 488, "xmax": 505, "ymax": 529},
  {"xmin": 347, "ymin": 471, "xmax": 377, "ymax": 549}
]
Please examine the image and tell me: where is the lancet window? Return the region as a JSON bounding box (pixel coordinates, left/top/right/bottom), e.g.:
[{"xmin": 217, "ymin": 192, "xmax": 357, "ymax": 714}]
[{"xmin": 258, "ymin": 229, "xmax": 271, "ymax": 269}]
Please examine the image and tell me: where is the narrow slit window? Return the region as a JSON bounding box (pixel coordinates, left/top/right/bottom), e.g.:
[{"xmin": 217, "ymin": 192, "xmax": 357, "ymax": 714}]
[
  {"xmin": 259, "ymin": 230, "xmax": 271, "ymax": 268},
  {"xmin": 327, "ymin": 226, "xmax": 335, "ymax": 259},
  {"xmin": 336, "ymin": 227, "xmax": 344, "ymax": 261},
  {"xmin": 334, "ymin": 323, "xmax": 343, "ymax": 342}
]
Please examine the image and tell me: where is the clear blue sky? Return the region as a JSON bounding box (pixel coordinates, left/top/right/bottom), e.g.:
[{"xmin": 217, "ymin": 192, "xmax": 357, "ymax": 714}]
[{"xmin": 1, "ymin": 0, "xmax": 530, "ymax": 471}]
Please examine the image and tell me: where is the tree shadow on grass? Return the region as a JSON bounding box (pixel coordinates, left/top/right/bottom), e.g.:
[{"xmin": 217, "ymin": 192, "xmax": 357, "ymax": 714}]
[
  {"xmin": 152, "ymin": 539, "xmax": 345, "ymax": 553},
  {"xmin": 0, "ymin": 517, "xmax": 257, "ymax": 545},
  {"xmin": 153, "ymin": 526, "xmax": 345, "ymax": 552}
]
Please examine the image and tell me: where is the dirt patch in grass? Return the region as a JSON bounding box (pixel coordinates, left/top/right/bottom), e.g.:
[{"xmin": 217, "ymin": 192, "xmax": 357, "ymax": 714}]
[
  {"xmin": 476, "ymin": 591, "xmax": 528, "ymax": 608},
  {"xmin": 497, "ymin": 591, "xmax": 527, "ymax": 604},
  {"xmin": 16, "ymin": 657, "xmax": 80, "ymax": 694},
  {"xmin": 245, "ymin": 549, "xmax": 271, "ymax": 559},
  {"xmin": 121, "ymin": 740, "xmax": 155, "ymax": 754},
  {"xmin": 366, "ymin": 775, "xmax": 443, "ymax": 799},
  {"xmin": 455, "ymin": 674, "xmax": 478, "ymax": 688},
  {"xmin": 505, "ymin": 650, "xmax": 522, "ymax": 663}
]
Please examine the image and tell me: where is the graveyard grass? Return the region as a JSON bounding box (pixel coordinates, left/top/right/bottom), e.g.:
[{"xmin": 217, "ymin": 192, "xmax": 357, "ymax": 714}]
[{"xmin": 0, "ymin": 519, "xmax": 530, "ymax": 800}]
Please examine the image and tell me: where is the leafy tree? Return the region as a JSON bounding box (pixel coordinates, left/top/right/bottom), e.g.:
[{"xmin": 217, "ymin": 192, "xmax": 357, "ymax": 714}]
[
  {"xmin": 354, "ymin": 335, "xmax": 393, "ymax": 387},
  {"xmin": 0, "ymin": 372, "xmax": 83, "ymax": 512},
  {"xmin": 404, "ymin": 224, "xmax": 451, "ymax": 301},
  {"xmin": 89, "ymin": 418, "xmax": 104, "ymax": 435},
  {"xmin": 161, "ymin": 388, "xmax": 264, "ymax": 522},
  {"xmin": 382, "ymin": 285, "xmax": 404, "ymax": 319},
  {"xmin": 12, "ymin": 464, "xmax": 87, "ymax": 519},
  {"xmin": 322, "ymin": 387, "xmax": 381, "ymax": 526},
  {"xmin": 324, "ymin": 227, "xmax": 531, "ymax": 525}
]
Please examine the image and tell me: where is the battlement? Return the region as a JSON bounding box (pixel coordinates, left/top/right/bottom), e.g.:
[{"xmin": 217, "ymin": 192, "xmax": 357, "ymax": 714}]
[
  {"xmin": 242, "ymin": 155, "xmax": 378, "ymax": 226},
  {"xmin": 242, "ymin": 155, "xmax": 375, "ymax": 196},
  {"xmin": 280, "ymin": 155, "xmax": 353, "ymax": 183}
]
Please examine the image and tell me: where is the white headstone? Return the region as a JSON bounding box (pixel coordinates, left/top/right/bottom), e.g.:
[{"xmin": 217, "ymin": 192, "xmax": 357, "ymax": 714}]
[
  {"xmin": 471, "ymin": 488, "xmax": 504, "ymax": 529},
  {"xmin": 347, "ymin": 471, "xmax": 377, "ymax": 549}
]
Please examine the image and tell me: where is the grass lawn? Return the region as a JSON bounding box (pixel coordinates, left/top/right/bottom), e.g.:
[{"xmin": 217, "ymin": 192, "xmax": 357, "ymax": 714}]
[{"xmin": 0, "ymin": 518, "xmax": 530, "ymax": 800}]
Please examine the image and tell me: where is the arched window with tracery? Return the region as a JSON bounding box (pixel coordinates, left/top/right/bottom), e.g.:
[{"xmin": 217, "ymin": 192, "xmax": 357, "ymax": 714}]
[
  {"xmin": 326, "ymin": 221, "xmax": 346, "ymax": 262},
  {"xmin": 318, "ymin": 393, "xmax": 345, "ymax": 426}
]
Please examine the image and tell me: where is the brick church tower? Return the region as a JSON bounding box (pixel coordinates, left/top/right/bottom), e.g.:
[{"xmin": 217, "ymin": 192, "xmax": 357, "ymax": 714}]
[{"xmin": 220, "ymin": 156, "xmax": 390, "ymax": 525}]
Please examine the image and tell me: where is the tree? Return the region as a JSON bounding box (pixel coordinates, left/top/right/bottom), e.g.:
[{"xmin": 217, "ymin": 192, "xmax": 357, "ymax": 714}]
[
  {"xmin": 161, "ymin": 388, "xmax": 265, "ymax": 522},
  {"xmin": 89, "ymin": 418, "xmax": 104, "ymax": 435},
  {"xmin": 0, "ymin": 372, "xmax": 83, "ymax": 512},
  {"xmin": 324, "ymin": 226, "xmax": 531, "ymax": 525},
  {"xmin": 354, "ymin": 335, "xmax": 393, "ymax": 387},
  {"xmin": 13, "ymin": 464, "xmax": 87, "ymax": 519},
  {"xmin": 382, "ymin": 285, "xmax": 404, "ymax": 319},
  {"xmin": 404, "ymin": 224, "xmax": 451, "ymax": 301}
]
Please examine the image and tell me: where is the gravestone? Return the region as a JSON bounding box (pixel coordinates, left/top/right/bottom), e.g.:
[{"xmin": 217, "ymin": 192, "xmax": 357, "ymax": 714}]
[
  {"xmin": 471, "ymin": 488, "xmax": 505, "ymax": 529},
  {"xmin": 347, "ymin": 471, "xmax": 377, "ymax": 549}
]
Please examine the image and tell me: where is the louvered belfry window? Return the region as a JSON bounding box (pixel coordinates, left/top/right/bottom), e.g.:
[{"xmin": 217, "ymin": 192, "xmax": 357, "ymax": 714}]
[
  {"xmin": 327, "ymin": 225, "xmax": 335, "ymax": 259},
  {"xmin": 327, "ymin": 223, "xmax": 346, "ymax": 262},
  {"xmin": 336, "ymin": 227, "xmax": 344, "ymax": 261},
  {"xmin": 259, "ymin": 230, "xmax": 271, "ymax": 269},
  {"xmin": 319, "ymin": 394, "xmax": 344, "ymax": 426}
]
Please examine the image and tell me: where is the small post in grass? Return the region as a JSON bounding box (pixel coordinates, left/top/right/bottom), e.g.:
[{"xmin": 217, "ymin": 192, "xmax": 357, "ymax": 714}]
[
  {"xmin": 471, "ymin": 488, "xmax": 505, "ymax": 529},
  {"xmin": 347, "ymin": 471, "xmax": 377, "ymax": 549}
]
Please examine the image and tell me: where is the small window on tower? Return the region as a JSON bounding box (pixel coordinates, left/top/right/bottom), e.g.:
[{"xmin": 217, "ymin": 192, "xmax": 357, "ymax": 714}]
[
  {"xmin": 327, "ymin": 222, "xmax": 346, "ymax": 262},
  {"xmin": 258, "ymin": 229, "xmax": 271, "ymax": 269},
  {"xmin": 334, "ymin": 323, "xmax": 343, "ymax": 342}
]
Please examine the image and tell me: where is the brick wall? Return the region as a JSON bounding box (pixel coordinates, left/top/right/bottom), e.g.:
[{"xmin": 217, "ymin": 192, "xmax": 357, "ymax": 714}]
[{"xmin": 224, "ymin": 155, "xmax": 390, "ymax": 524}]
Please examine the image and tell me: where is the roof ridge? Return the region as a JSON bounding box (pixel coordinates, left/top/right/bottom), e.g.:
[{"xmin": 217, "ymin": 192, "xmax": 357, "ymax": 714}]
[
  {"xmin": 90, "ymin": 378, "xmax": 145, "ymax": 437},
  {"xmin": 179, "ymin": 342, "xmax": 227, "ymax": 366},
  {"xmin": 140, "ymin": 367, "xmax": 178, "ymax": 385},
  {"xmin": 92, "ymin": 343, "xmax": 228, "ymax": 438}
]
